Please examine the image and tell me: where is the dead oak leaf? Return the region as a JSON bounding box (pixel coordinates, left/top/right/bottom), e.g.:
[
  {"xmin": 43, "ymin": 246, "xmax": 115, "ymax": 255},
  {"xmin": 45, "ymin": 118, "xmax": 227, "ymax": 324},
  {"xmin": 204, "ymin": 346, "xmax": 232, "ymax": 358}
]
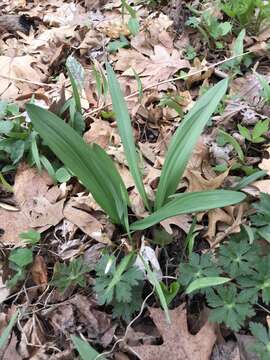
[
  {"xmin": 116, "ymin": 46, "xmax": 189, "ymax": 87},
  {"xmin": 132, "ymin": 304, "xmax": 216, "ymax": 360},
  {"xmin": 0, "ymin": 164, "xmax": 64, "ymax": 244}
]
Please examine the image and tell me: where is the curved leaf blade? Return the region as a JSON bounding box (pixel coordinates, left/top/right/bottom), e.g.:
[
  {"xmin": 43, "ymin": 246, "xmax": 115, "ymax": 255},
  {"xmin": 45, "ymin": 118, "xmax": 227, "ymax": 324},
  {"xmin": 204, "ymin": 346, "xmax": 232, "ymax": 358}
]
[
  {"xmin": 186, "ymin": 277, "xmax": 231, "ymax": 294},
  {"xmin": 26, "ymin": 104, "xmax": 129, "ymax": 226},
  {"xmin": 155, "ymin": 79, "xmax": 228, "ymax": 209},
  {"xmin": 131, "ymin": 190, "xmax": 246, "ymax": 230},
  {"xmin": 106, "ymin": 63, "xmax": 150, "ymax": 210}
]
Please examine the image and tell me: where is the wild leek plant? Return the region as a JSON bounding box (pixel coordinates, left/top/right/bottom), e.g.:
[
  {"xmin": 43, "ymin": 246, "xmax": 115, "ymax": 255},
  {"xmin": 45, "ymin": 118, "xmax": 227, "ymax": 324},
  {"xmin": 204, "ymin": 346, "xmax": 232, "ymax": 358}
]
[{"xmin": 26, "ymin": 64, "xmax": 245, "ymax": 234}]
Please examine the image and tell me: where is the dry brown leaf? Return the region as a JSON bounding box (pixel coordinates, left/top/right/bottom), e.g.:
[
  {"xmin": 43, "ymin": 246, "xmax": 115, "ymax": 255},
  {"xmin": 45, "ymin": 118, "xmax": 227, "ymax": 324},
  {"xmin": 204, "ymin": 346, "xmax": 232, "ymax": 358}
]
[
  {"xmin": 115, "ymin": 46, "xmax": 189, "ymax": 87},
  {"xmin": 204, "ymin": 208, "xmax": 234, "ymax": 240},
  {"xmin": 252, "ymin": 179, "xmax": 270, "ymax": 194},
  {"xmin": 18, "ymin": 315, "xmax": 46, "ymax": 358},
  {"xmin": 185, "ymin": 169, "xmax": 229, "ymax": 192},
  {"xmin": 186, "ymin": 58, "xmax": 214, "ymax": 88},
  {"xmin": 83, "ymin": 119, "xmax": 119, "ymax": 149},
  {"xmin": 31, "ymin": 255, "xmax": 48, "ymax": 291},
  {"xmin": 0, "ymin": 55, "xmax": 45, "ymax": 99},
  {"xmin": 0, "ymin": 164, "xmax": 64, "ymax": 244},
  {"xmin": 132, "ymin": 304, "xmax": 216, "ymax": 360},
  {"xmin": 161, "ymin": 214, "xmax": 193, "ymax": 234},
  {"xmin": 63, "ymin": 198, "xmax": 112, "ymax": 244}
]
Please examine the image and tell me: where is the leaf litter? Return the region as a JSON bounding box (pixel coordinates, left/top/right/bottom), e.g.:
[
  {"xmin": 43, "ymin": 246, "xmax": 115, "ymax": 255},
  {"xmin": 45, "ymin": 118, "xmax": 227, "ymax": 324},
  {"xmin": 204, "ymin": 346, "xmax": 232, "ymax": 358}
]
[{"xmin": 0, "ymin": 0, "xmax": 270, "ymax": 359}]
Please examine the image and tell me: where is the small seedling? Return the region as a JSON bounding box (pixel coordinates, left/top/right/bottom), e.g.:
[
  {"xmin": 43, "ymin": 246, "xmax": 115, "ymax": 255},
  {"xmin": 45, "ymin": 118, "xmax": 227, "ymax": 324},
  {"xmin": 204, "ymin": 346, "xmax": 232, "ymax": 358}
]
[
  {"xmin": 238, "ymin": 119, "xmax": 269, "ymax": 143},
  {"xmin": 52, "ymin": 258, "xmax": 89, "ymax": 293}
]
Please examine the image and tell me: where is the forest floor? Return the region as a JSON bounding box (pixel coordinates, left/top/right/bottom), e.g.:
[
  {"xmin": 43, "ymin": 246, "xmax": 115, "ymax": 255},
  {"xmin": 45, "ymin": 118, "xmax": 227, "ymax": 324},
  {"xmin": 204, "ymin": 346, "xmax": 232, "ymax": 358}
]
[{"xmin": 0, "ymin": 0, "xmax": 270, "ymax": 359}]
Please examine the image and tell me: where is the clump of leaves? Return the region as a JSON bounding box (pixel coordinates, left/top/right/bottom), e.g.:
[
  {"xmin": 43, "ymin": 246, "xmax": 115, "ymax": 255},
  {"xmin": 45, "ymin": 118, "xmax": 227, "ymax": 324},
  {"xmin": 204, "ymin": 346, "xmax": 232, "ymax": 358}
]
[
  {"xmin": 251, "ymin": 192, "xmax": 270, "ymax": 242},
  {"xmin": 179, "ymin": 229, "xmax": 270, "ymax": 331},
  {"xmin": 52, "ymin": 258, "xmax": 89, "ymax": 293},
  {"xmin": 206, "ymin": 284, "xmax": 255, "ymax": 331},
  {"xmin": 94, "ymin": 254, "xmax": 144, "ymax": 322},
  {"xmin": 186, "ymin": 8, "xmax": 232, "ymax": 49},
  {"xmin": 221, "ymin": 0, "xmax": 270, "ymax": 34},
  {"xmin": 238, "ymin": 119, "xmax": 269, "ymax": 143},
  {"xmin": 249, "ymin": 322, "xmax": 270, "ymax": 360},
  {"xmin": 6, "ymin": 230, "xmax": 40, "ymax": 288}
]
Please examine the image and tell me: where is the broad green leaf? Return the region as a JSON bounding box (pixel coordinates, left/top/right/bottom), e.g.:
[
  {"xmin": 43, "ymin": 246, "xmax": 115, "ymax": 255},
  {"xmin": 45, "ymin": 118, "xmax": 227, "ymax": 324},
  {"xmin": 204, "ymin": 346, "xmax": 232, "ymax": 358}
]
[
  {"xmin": 238, "ymin": 124, "xmax": 251, "ymax": 140},
  {"xmin": 9, "ymin": 248, "xmax": 33, "ymax": 268},
  {"xmin": 131, "ymin": 190, "xmax": 246, "ymax": 230},
  {"xmin": 20, "ymin": 229, "xmax": 40, "ymax": 244},
  {"xmin": 155, "ymin": 79, "xmax": 228, "ymax": 209},
  {"xmin": 0, "ymin": 120, "xmax": 13, "ymax": 134},
  {"xmin": 219, "ymin": 129, "xmax": 244, "ymax": 161},
  {"xmin": 186, "ymin": 277, "xmax": 231, "ymax": 294},
  {"xmin": 71, "ymin": 335, "xmax": 106, "ymax": 360},
  {"xmin": 107, "ymin": 36, "xmax": 129, "ymax": 53},
  {"xmin": 252, "ymin": 119, "xmax": 269, "ymax": 139},
  {"xmin": 106, "ymin": 63, "xmax": 149, "ymax": 210},
  {"xmin": 55, "ymin": 167, "xmax": 71, "ymax": 183},
  {"xmin": 26, "ymin": 104, "xmax": 129, "ymax": 226},
  {"xmin": 257, "ymin": 72, "xmax": 270, "ymax": 104},
  {"xmin": 0, "ymin": 311, "xmax": 19, "ymax": 349}
]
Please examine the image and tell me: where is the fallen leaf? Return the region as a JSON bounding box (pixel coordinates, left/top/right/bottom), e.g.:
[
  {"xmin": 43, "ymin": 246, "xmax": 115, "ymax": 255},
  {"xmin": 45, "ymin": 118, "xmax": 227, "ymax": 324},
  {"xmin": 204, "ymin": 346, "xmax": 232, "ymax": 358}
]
[
  {"xmin": 31, "ymin": 255, "xmax": 48, "ymax": 291},
  {"xmin": 0, "ymin": 55, "xmax": 45, "ymax": 99},
  {"xmin": 132, "ymin": 304, "xmax": 216, "ymax": 360},
  {"xmin": 0, "ymin": 164, "xmax": 64, "ymax": 244},
  {"xmin": 253, "ymin": 179, "xmax": 270, "ymax": 194},
  {"xmin": 161, "ymin": 214, "xmax": 193, "ymax": 234},
  {"xmin": 63, "ymin": 198, "xmax": 112, "ymax": 244}
]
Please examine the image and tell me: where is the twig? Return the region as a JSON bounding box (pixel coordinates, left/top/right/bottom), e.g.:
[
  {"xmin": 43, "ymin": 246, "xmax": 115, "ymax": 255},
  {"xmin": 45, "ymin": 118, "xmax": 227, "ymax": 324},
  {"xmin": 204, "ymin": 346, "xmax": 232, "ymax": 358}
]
[
  {"xmin": 95, "ymin": 289, "xmax": 155, "ymax": 360},
  {"xmin": 88, "ymin": 51, "xmax": 254, "ymax": 116},
  {"xmin": 0, "ymin": 74, "xmax": 59, "ymax": 88}
]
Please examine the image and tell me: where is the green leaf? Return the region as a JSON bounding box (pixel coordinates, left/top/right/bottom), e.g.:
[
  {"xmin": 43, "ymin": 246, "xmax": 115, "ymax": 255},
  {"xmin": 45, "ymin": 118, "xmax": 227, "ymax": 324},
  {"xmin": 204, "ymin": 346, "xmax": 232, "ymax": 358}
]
[
  {"xmin": 105, "ymin": 252, "xmax": 135, "ymax": 297},
  {"xmin": 0, "ymin": 120, "xmax": 13, "ymax": 134},
  {"xmin": 257, "ymin": 72, "xmax": 270, "ymax": 104},
  {"xmin": 0, "ymin": 311, "xmax": 19, "ymax": 349},
  {"xmin": 238, "ymin": 124, "xmax": 251, "ymax": 141},
  {"xmin": 160, "ymin": 281, "xmax": 181, "ymax": 305},
  {"xmin": 155, "ymin": 79, "xmax": 228, "ymax": 209},
  {"xmin": 19, "ymin": 229, "xmax": 40, "ymax": 244},
  {"xmin": 55, "ymin": 167, "xmax": 71, "ymax": 183},
  {"xmin": 71, "ymin": 335, "xmax": 106, "ymax": 360},
  {"xmin": 218, "ymin": 129, "xmax": 244, "ymax": 161},
  {"xmin": 26, "ymin": 104, "xmax": 129, "ymax": 226},
  {"xmin": 106, "ymin": 63, "xmax": 149, "ymax": 210},
  {"xmin": 107, "ymin": 36, "xmax": 129, "ymax": 53},
  {"xmin": 66, "ymin": 56, "xmax": 84, "ymax": 94},
  {"xmin": 9, "ymin": 248, "xmax": 33, "ymax": 268},
  {"xmin": 31, "ymin": 136, "xmax": 41, "ymax": 171},
  {"xmin": 186, "ymin": 277, "xmax": 231, "ymax": 294},
  {"xmin": 142, "ymin": 257, "xmax": 170, "ymax": 323},
  {"xmin": 252, "ymin": 119, "xmax": 269, "ymax": 140},
  {"xmin": 40, "ymin": 155, "xmax": 56, "ymax": 182},
  {"xmin": 131, "ymin": 190, "xmax": 246, "ymax": 231},
  {"xmin": 232, "ymin": 170, "xmax": 266, "ymax": 190},
  {"xmin": 128, "ymin": 17, "xmax": 140, "ymax": 35}
]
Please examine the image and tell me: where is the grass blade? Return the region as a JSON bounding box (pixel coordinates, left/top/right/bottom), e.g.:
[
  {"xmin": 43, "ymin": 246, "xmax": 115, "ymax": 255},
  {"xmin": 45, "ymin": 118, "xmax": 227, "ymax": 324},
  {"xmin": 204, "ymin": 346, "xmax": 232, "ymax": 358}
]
[
  {"xmin": 71, "ymin": 335, "xmax": 106, "ymax": 360},
  {"xmin": 232, "ymin": 170, "xmax": 267, "ymax": 190},
  {"xmin": 105, "ymin": 252, "xmax": 134, "ymax": 296},
  {"xmin": 131, "ymin": 190, "xmax": 245, "ymax": 230},
  {"xmin": 0, "ymin": 310, "xmax": 19, "ymax": 349},
  {"xmin": 26, "ymin": 104, "xmax": 129, "ymax": 226},
  {"xmin": 155, "ymin": 79, "xmax": 228, "ymax": 209},
  {"xmin": 106, "ymin": 63, "xmax": 150, "ymax": 210},
  {"xmin": 186, "ymin": 277, "xmax": 231, "ymax": 294}
]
